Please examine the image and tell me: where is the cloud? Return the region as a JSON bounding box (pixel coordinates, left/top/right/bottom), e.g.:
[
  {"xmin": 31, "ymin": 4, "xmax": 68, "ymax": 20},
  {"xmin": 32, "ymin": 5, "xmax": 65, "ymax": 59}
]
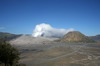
[
  {"xmin": 0, "ymin": 27, "xmax": 5, "ymax": 30},
  {"xmin": 32, "ymin": 23, "xmax": 74, "ymax": 37}
]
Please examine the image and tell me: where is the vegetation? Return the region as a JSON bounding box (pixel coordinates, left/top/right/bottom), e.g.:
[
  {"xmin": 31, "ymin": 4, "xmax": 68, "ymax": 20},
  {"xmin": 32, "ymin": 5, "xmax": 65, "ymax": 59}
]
[{"xmin": 0, "ymin": 38, "xmax": 20, "ymax": 66}]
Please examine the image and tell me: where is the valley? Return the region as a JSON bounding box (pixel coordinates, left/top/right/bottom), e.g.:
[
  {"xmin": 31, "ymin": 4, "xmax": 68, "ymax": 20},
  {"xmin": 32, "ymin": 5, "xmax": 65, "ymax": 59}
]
[{"xmin": 11, "ymin": 40, "xmax": 100, "ymax": 66}]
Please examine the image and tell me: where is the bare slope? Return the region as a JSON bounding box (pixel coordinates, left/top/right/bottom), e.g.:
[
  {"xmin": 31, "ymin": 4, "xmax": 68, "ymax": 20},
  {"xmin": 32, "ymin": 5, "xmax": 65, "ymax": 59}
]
[
  {"xmin": 60, "ymin": 31, "xmax": 95, "ymax": 43},
  {"xmin": 19, "ymin": 42, "xmax": 100, "ymax": 66},
  {"xmin": 9, "ymin": 35, "xmax": 58, "ymax": 45}
]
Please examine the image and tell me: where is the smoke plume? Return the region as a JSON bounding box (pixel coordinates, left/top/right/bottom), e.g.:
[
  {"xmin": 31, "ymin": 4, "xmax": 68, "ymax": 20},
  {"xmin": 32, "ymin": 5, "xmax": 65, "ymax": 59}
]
[{"xmin": 32, "ymin": 23, "xmax": 74, "ymax": 37}]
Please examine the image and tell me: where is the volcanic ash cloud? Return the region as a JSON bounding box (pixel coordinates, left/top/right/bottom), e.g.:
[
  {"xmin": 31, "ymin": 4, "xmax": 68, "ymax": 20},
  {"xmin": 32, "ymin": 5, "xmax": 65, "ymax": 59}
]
[{"xmin": 32, "ymin": 23, "xmax": 74, "ymax": 37}]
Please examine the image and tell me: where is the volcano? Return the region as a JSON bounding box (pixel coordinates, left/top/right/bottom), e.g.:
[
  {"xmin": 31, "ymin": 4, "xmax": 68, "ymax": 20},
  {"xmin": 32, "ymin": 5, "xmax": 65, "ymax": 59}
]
[{"xmin": 60, "ymin": 31, "xmax": 95, "ymax": 43}]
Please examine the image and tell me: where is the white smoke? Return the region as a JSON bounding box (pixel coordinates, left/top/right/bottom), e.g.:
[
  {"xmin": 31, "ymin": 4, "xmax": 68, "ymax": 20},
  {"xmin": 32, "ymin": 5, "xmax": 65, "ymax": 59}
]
[{"xmin": 32, "ymin": 23, "xmax": 74, "ymax": 37}]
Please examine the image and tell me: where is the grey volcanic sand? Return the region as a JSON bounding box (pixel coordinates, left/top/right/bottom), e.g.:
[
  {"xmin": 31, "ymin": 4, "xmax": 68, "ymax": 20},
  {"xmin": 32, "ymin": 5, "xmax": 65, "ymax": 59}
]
[{"xmin": 9, "ymin": 35, "xmax": 100, "ymax": 66}]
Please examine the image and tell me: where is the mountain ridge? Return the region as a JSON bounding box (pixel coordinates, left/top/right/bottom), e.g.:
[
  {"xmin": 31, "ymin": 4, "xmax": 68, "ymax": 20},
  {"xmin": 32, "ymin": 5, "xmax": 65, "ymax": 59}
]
[{"xmin": 0, "ymin": 31, "xmax": 100, "ymax": 43}]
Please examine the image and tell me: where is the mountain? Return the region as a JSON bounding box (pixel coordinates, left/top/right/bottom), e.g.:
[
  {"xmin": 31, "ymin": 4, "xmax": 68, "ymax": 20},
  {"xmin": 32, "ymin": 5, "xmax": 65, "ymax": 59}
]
[
  {"xmin": 59, "ymin": 31, "xmax": 95, "ymax": 43},
  {"xmin": 0, "ymin": 32, "xmax": 21, "ymax": 41},
  {"xmin": 0, "ymin": 31, "xmax": 97, "ymax": 43},
  {"xmin": 89, "ymin": 34, "xmax": 100, "ymax": 42}
]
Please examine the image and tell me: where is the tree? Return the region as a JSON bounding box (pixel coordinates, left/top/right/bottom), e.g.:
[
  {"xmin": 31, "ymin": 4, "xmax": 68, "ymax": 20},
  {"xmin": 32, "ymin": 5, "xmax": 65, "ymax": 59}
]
[{"xmin": 0, "ymin": 38, "xmax": 20, "ymax": 66}]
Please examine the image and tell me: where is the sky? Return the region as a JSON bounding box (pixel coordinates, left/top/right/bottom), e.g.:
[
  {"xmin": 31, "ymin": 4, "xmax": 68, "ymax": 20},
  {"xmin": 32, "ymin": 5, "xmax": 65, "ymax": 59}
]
[{"xmin": 0, "ymin": 0, "xmax": 100, "ymax": 36}]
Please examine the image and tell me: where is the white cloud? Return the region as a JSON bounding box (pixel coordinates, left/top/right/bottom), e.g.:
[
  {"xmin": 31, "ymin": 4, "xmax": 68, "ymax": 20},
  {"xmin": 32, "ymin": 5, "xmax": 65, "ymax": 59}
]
[{"xmin": 32, "ymin": 23, "xmax": 74, "ymax": 37}]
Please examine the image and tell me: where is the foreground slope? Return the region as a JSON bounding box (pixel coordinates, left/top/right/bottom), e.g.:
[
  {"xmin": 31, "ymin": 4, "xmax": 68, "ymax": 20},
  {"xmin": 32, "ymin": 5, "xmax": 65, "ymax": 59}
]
[{"xmin": 18, "ymin": 42, "xmax": 100, "ymax": 66}]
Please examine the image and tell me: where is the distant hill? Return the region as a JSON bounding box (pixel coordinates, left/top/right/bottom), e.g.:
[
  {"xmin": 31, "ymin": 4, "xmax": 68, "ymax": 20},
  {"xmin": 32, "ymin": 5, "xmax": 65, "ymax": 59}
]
[
  {"xmin": 59, "ymin": 31, "xmax": 95, "ymax": 43},
  {"xmin": 89, "ymin": 34, "xmax": 100, "ymax": 43},
  {"xmin": 0, "ymin": 32, "xmax": 21, "ymax": 41}
]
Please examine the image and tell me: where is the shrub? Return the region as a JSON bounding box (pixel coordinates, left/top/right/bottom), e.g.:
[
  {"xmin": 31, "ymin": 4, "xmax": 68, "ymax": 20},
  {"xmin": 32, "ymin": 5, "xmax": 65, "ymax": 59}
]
[{"xmin": 0, "ymin": 38, "xmax": 20, "ymax": 66}]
